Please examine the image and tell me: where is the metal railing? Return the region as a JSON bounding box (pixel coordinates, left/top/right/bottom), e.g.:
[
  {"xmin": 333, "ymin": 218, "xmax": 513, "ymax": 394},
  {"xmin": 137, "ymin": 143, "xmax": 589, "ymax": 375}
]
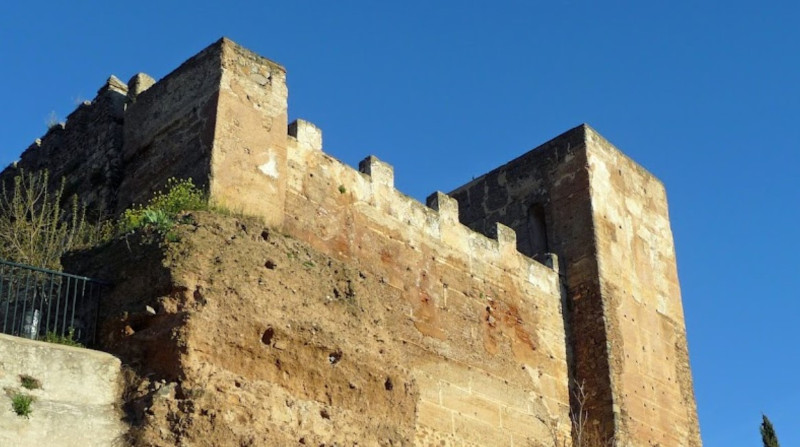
[{"xmin": 0, "ymin": 259, "xmax": 109, "ymax": 346}]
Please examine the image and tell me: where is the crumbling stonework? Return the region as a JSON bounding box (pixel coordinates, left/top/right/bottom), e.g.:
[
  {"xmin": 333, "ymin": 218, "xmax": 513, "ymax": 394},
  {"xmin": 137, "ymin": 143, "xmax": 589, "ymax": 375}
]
[{"xmin": 3, "ymin": 37, "xmax": 700, "ymax": 446}]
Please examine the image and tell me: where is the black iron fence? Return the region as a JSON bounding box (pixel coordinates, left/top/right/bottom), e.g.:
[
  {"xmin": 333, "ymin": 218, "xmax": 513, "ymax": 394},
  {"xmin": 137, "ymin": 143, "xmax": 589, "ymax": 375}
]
[{"xmin": 0, "ymin": 259, "xmax": 109, "ymax": 346}]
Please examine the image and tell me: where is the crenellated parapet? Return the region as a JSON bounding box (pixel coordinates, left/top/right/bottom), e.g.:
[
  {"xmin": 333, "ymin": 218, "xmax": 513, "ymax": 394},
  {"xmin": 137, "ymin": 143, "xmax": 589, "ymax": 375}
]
[{"xmin": 286, "ymin": 122, "xmax": 559, "ymax": 290}]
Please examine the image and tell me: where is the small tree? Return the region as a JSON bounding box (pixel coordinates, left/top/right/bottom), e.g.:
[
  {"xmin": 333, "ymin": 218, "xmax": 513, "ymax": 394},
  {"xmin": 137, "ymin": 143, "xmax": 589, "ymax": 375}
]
[
  {"xmin": 0, "ymin": 170, "xmax": 102, "ymax": 270},
  {"xmin": 760, "ymin": 414, "xmax": 780, "ymax": 447}
]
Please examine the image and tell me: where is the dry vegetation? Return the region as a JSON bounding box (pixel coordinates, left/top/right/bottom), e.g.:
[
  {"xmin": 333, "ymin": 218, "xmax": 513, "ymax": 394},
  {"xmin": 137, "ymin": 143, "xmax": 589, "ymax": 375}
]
[{"xmin": 0, "ymin": 170, "xmax": 110, "ymax": 269}]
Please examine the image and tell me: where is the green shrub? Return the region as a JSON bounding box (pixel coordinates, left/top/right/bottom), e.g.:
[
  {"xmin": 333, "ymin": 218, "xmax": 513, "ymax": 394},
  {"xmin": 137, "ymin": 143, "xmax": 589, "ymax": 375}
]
[
  {"xmin": 11, "ymin": 393, "xmax": 33, "ymax": 417},
  {"xmin": 121, "ymin": 178, "xmax": 207, "ymax": 234},
  {"xmin": 41, "ymin": 327, "xmax": 83, "ymax": 348}
]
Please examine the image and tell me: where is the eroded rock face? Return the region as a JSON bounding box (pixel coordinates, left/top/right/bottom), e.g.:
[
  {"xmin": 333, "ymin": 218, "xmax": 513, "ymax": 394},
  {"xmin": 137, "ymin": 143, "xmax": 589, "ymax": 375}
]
[
  {"xmin": 66, "ymin": 212, "xmax": 564, "ymax": 446},
  {"xmin": 68, "ymin": 214, "xmax": 414, "ymax": 445}
]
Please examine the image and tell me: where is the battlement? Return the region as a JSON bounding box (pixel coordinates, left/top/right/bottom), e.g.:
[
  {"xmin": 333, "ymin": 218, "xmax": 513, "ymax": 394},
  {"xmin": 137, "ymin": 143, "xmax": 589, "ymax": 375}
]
[{"xmin": 284, "ymin": 120, "xmax": 559, "ymax": 293}]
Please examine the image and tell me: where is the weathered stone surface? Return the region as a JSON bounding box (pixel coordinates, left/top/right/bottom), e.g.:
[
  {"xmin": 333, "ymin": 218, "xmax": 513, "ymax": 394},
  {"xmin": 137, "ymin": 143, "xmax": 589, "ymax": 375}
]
[
  {"xmin": 450, "ymin": 125, "xmax": 701, "ymax": 446},
  {"xmin": 0, "ymin": 334, "xmax": 126, "ymax": 446},
  {"xmin": 66, "ymin": 211, "xmax": 567, "ymax": 446},
  {"xmin": 127, "ymin": 73, "xmax": 156, "ymax": 102},
  {"xmin": 0, "ymin": 77, "xmax": 126, "ymax": 217}
]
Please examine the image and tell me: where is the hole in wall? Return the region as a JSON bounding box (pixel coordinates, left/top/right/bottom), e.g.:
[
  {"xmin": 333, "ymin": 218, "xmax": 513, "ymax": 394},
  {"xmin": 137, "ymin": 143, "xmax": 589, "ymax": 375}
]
[
  {"xmin": 262, "ymin": 327, "xmax": 275, "ymax": 345},
  {"xmin": 193, "ymin": 288, "xmax": 206, "ymax": 305}
]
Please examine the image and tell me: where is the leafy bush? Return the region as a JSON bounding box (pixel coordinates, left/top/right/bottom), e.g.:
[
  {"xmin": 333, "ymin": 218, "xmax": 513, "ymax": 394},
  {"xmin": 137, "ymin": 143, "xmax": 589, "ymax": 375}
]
[
  {"xmin": 121, "ymin": 178, "xmax": 207, "ymax": 234},
  {"xmin": 11, "ymin": 393, "xmax": 33, "ymax": 417}
]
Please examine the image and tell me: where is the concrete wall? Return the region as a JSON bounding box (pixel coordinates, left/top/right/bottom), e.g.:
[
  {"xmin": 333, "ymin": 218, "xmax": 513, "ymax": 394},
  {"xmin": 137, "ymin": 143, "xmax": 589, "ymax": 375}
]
[{"xmin": 0, "ymin": 334, "xmax": 126, "ymax": 446}]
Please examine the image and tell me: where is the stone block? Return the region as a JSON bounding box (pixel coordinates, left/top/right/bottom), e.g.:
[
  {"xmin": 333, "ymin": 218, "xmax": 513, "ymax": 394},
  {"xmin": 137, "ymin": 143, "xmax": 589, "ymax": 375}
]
[
  {"xmin": 288, "ymin": 119, "xmax": 322, "ymax": 151},
  {"xmin": 501, "ymin": 406, "xmax": 551, "ymax": 439},
  {"xmin": 453, "ymin": 414, "xmax": 512, "ymax": 446},
  {"xmin": 417, "ymin": 400, "xmax": 454, "ymax": 434},
  {"xmin": 0, "ymin": 335, "xmax": 126, "ymax": 446},
  {"xmin": 358, "ymin": 155, "xmax": 394, "ymax": 187},
  {"xmin": 426, "ymin": 191, "xmax": 459, "ymax": 223},
  {"xmin": 440, "ymin": 382, "xmax": 501, "ymax": 426},
  {"xmin": 468, "ymin": 370, "xmax": 532, "ymax": 411}
]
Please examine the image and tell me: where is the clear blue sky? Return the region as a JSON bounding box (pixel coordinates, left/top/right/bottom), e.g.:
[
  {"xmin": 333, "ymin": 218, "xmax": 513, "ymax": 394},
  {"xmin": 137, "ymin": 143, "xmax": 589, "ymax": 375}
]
[{"xmin": 1, "ymin": 2, "xmax": 798, "ymax": 445}]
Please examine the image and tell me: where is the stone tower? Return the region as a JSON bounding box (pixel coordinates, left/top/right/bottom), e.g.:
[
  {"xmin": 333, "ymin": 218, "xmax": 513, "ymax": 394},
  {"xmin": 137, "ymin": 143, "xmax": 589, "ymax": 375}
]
[{"xmin": 448, "ymin": 125, "xmax": 701, "ymax": 446}]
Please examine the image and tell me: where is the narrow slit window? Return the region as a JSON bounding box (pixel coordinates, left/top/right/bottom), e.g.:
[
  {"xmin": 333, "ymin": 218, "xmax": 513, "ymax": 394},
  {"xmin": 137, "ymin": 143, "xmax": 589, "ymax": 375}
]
[{"xmin": 526, "ymin": 203, "xmax": 549, "ymax": 260}]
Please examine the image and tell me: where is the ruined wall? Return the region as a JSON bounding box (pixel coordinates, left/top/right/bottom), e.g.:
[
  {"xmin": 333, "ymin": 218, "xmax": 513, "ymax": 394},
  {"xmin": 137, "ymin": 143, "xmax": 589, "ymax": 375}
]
[
  {"xmin": 449, "ymin": 126, "xmax": 701, "ymax": 446},
  {"xmin": 64, "ymin": 210, "xmax": 570, "ymax": 446}
]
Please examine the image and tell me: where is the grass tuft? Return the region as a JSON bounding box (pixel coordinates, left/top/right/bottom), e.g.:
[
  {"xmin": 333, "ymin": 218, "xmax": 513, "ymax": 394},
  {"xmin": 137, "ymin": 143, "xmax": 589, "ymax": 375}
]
[{"xmin": 11, "ymin": 393, "xmax": 33, "ymax": 418}]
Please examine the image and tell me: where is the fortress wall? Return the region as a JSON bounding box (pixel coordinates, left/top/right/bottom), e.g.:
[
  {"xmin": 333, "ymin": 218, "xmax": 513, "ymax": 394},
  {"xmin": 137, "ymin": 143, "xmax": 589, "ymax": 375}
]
[
  {"xmin": 282, "ymin": 122, "xmax": 571, "ymax": 445},
  {"xmin": 585, "ymin": 129, "xmax": 701, "ymax": 446},
  {"xmin": 449, "ymin": 126, "xmax": 617, "ymax": 436},
  {"xmin": 117, "ymin": 40, "xmax": 226, "ymax": 213},
  {"xmin": 0, "ymin": 77, "xmax": 127, "ymax": 216},
  {"xmin": 211, "ymin": 40, "xmax": 289, "ymax": 227},
  {"xmin": 3, "ymin": 39, "xmax": 289, "ymax": 220},
  {"xmin": 448, "ymin": 126, "xmax": 701, "ymax": 445},
  {"xmin": 1, "ymin": 38, "xmax": 700, "ymax": 446}
]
